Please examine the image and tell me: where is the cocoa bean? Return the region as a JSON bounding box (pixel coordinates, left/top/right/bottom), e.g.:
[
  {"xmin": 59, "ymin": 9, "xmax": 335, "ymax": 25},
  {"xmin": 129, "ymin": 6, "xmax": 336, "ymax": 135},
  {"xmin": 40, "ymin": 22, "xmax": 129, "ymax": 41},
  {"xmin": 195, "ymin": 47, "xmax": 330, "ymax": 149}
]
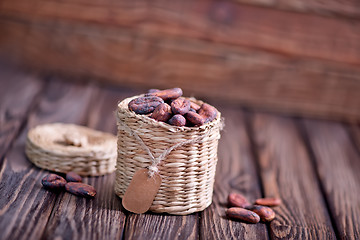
[
  {"xmin": 65, "ymin": 182, "xmax": 96, "ymax": 198},
  {"xmin": 148, "ymin": 89, "xmax": 160, "ymax": 93},
  {"xmin": 146, "ymin": 88, "xmax": 183, "ymax": 101},
  {"xmin": 151, "ymin": 103, "xmax": 172, "ymax": 122},
  {"xmin": 41, "ymin": 174, "xmax": 67, "ymax": 190},
  {"xmin": 198, "ymin": 103, "xmax": 217, "ymax": 123},
  {"xmin": 228, "ymin": 193, "xmax": 251, "ymax": 208},
  {"xmin": 226, "ymin": 207, "xmax": 260, "ymax": 224},
  {"xmin": 246, "ymin": 205, "xmax": 276, "ymax": 222},
  {"xmin": 128, "ymin": 96, "xmax": 164, "ymax": 114},
  {"xmin": 255, "ymin": 197, "xmax": 282, "ymax": 207},
  {"xmin": 185, "ymin": 111, "xmax": 205, "ymax": 126},
  {"xmin": 168, "ymin": 114, "xmax": 186, "ymax": 126},
  {"xmin": 190, "ymin": 101, "xmax": 201, "ymax": 111},
  {"xmin": 171, "ymin": 98, "xmax": 191, "ymax": 115},
  {"xmin": 66, "ymin": 172, "xmax": 82, "ymax": 182}
]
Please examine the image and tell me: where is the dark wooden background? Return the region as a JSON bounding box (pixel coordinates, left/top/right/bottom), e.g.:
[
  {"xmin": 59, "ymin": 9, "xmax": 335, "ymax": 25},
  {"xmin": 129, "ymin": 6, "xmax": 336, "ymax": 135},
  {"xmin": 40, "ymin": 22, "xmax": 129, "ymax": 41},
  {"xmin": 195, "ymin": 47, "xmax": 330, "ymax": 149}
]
[{"xmin": 1, "ymin": 0, "xmax": 360, "ymax": 122}]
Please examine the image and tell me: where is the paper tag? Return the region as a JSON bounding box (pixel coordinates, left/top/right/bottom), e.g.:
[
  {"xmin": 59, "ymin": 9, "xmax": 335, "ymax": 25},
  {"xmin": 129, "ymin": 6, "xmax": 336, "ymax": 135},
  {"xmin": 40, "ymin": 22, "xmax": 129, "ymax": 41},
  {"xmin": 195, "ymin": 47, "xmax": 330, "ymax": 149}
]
[{"xmin": 122, "ymin": 168, "xmax": 162, "ymax": 214}]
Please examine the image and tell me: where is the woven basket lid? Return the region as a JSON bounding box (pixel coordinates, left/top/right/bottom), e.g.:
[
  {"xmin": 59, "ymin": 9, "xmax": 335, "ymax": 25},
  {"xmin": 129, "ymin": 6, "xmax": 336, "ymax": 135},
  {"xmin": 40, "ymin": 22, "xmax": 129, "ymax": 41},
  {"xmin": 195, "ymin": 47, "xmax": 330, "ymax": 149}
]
[{"xmin": 26, "ymin": 123, "xmax": 117, "ymax": 176}]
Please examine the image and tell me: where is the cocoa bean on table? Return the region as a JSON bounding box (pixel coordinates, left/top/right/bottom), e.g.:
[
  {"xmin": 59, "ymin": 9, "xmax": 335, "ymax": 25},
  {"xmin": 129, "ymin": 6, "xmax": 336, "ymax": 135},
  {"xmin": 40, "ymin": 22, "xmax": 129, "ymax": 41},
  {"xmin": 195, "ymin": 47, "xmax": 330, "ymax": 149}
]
[
  {"xmin": 66, "ymin": 172, "xmax": 82, "ymax": 182},
  {"xmin": 168, "ymin": 114, "xmax": 186, "ymax": 127},
  {"xmin": 228, "ymin": 193, "xmax": 251, "ymax": 208},
  {"xmin": 128, "ymin": 96, "xmax": 164, "ymax": 114},
  {"xmin": 171, "ymin": 98, "xmax": 191, "ymax": 115},
  {"xmin": 255, "ymin": 197, "xmax": 282, "ymax": 207},
  {"xmin": 146, "ymin": 88, "xmax": 183, "ymax": 101},
  {"xmin": 65, "ymin": 182, "xmax": 97, "ymax": 198},
  {"xmin": 41, "ymin": 174, "xmax": 67, "ymax": 190},
  {"xmin": 151, "ymin": 103, "xmax": 172, "ymax": 122},
  {"xmin": 245, "ymin": 205, "xmax": 276, "ymax": 222},
  {"xmin": 226, "ymin": 207, "xmax": 260, "ymax": 224}
]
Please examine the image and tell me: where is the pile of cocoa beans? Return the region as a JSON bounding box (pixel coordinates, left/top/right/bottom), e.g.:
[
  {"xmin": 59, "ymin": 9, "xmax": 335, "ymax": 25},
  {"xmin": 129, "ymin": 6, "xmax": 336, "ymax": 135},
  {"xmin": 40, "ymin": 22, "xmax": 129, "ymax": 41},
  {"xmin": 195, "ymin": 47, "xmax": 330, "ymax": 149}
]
[
  {"xmin": 128, "ymin": 88, "xmax": 218, "ymax": 127},
  {"xmin": 41, "ymin": 172, "xmax": 96, "ymax": 198},
  {"xmin": 226, "ymin": 193, "xmax": 281, "ymax": 224}
]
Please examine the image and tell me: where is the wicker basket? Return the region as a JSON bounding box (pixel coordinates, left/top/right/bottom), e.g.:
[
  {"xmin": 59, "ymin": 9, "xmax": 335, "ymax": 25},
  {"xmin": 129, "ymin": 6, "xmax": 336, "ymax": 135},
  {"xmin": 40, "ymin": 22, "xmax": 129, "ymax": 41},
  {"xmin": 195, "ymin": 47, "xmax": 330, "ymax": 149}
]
[
  {"xmin": 26, "ymin": 123, "xmax": 117, "ymax": 176},
  {"xmin": 114, "ymin": 95, "xmax": 222, "ymax": 215}
]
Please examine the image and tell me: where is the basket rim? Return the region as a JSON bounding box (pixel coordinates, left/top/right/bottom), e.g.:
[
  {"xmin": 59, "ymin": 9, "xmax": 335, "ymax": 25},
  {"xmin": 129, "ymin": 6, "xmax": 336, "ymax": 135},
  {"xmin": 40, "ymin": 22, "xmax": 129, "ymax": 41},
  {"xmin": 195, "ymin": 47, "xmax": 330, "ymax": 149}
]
[
  {"xmin": 117, "ymin": 95, "xmax": 222, "ymax": 133},
  {"xmin": 27, "ymin": 123, "xmax": 117, "ymax": 156}
]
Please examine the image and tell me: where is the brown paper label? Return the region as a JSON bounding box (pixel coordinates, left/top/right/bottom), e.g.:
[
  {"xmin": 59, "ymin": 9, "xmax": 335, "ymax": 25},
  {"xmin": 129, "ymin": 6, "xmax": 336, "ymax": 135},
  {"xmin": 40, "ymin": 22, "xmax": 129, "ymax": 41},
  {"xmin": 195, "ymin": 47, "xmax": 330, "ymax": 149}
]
[{"xmin": 122, "ymin": 168, "xmax": 162, "ymax": 214}]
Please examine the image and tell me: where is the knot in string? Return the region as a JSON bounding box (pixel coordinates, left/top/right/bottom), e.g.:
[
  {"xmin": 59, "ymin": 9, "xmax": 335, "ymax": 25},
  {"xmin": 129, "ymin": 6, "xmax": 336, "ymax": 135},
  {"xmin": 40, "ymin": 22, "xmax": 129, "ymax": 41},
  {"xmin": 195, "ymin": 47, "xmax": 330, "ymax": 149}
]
[{"xmin": 148, "ymin": 165, "xmax": 159, "ymax": 176}]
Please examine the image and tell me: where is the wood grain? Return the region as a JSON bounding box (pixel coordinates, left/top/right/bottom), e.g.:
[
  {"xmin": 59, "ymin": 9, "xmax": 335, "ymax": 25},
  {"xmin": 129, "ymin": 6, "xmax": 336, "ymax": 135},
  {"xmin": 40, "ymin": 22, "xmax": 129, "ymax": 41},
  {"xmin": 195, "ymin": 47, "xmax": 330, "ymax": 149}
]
[
  {"xmin": 250, "ymin": 112, "xmax": 336, "ymax": 239},
  {"xmin": 2, "ymin": 1, "xmax": 360, "ymax": 65},
  {"xmin": 200, "ymin": 106, "xmax": 268, "ymax": 239},
  {"xmin": 303, "ymin": 119, "xmax": 360, "ymax": 239},
  {"xmin": 3, "ymin": 0, "xmax": 359, "ymax": 20},
  {"xmin": 0, "ymin": 64, "xmax": 44, "ymax": 162},
  {"xmin": 124, "ymin": 213, "xmax": 198, "ymax": 240},
  {"xmin": 0, "ymin": 79, "xmax": 93, "ymax": 240},
  {"xmin": 349, "ymin": 124, "xmax": 360, "ymax": 153},
  {"xmin": 1, "ymin": 19, "xmax": 360, "ymax": 122},
  {"xmin": 235, "ymin": 0, "xmax": 360, "ymax": 19},
  {"xmin": 42, "ymin": 85, "xmax": 136, "ymax": 240}
]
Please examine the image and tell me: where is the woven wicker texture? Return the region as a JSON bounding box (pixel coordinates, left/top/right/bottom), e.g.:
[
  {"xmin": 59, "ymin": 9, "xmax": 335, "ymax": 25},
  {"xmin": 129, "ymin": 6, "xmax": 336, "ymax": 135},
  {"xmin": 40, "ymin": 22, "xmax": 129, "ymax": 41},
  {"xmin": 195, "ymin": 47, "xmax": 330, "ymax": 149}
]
[
  {"xmin": 26, "ymin": 123, "xmax": 117, "ymax": 176},
  {"xmin": 115, "ymin": 96, "xmax": 222, "ymax": 215}
]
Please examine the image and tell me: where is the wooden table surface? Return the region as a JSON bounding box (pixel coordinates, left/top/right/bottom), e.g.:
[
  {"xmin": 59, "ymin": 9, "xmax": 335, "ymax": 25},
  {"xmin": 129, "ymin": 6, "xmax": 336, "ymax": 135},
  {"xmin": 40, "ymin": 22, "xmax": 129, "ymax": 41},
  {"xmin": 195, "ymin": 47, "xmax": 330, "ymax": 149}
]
[{"xmin": 0, "ymin": 65, "xmax": 359, "ymax": 240}]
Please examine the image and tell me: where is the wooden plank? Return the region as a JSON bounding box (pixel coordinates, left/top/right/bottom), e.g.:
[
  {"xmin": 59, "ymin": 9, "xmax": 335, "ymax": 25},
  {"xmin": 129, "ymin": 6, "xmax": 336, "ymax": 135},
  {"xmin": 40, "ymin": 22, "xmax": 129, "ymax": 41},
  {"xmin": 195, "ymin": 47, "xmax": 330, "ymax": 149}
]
[
  {"xmin": 349, "ymin": 124, "xmax": 360, "ymax": 152},
  {"xmin": 303, "ymin": 119, "xmax": 360, "ymax": 239},
  {"xmin": 250, "ymin": 112, "xmax": 336, "ymax": 239},
  {"xmin": 42, "ymin": 85, "xmax": 136, "ymax": 240},
  {"xmin": 0, "ymin": 79, "xmax": 93, "ymax": 240},
  {"xmin": 0, "ymin": 64, "xmax": 44, "ymax": 162},
  {"xmin": 200, "ymin": 106, "xmax": 268, "ymax": 239},
  {"xmin": 1, "ymin": 19, "xmax": 360, "ymax": 122},
  {"xmin": 1, "ymin": 1, "xmax": 360, "ymax": 65},
  {"xmin": 124, "ymin": 213, "xmax": 199, "ymax": 240},
  {"xmin": 234, "ymin": 0, "xmax": 360, "ymax": 19},
  {"xmin": 3, "ymin": 0, "xmax": 360, "ymax": 20}
]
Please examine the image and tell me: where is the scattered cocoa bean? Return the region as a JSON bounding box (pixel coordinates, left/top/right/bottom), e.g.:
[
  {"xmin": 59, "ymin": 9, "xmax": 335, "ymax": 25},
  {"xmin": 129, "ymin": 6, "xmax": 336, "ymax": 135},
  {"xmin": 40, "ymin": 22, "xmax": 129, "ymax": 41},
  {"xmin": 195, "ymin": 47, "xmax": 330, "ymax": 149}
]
[
  {"xmin": 128, "ymin": 96, "xmax": 164, "ymax": 114},
  {"xmin": 41, "ymin": 174, "xmax": 67, "ymax": 190},
  {"xmin": 65, "ymin": 182, "xmax": 96, "ymax": 198},
  {"xmin": 146, "ymin": 88, "xmax": 183, "ymax": 101},
  {"xmin": 171, "ymin": 98, "xmax": 191, "ymax": 115},
  {"xmin": 255, "ymin": 197, "xmax": 282, "ymax": 207},
  {"xmin": 151, "ymin": 103, "xmax": 172, "ymax": 122},
  {"xmin": 228, "ymin": 193, "xmax": 251, "ymax": 208},
  {"xmin": 226, "ymin": 207, "xmax": 260, "ymax": 224},
  {"xmin": 190, "ymin": 101, "xmax": 201, "ymax": 111},
  {"xmin": 185, "ymin": 111, "xmax": 205, "ymax": 126},
  {"xmin": 198, "ymin": 103, "xmax": 217, "ymax": 123},
  {"xmin": 66, "ymin": 172, "xmax": 82, "ymax": 182},
  {"xmin": 168, "ymin": 114, "xmax": 186, "ymax": 126},
  {"xmin": 246, "ymin": 205, "xmax": 276, "ymax": 222}
]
